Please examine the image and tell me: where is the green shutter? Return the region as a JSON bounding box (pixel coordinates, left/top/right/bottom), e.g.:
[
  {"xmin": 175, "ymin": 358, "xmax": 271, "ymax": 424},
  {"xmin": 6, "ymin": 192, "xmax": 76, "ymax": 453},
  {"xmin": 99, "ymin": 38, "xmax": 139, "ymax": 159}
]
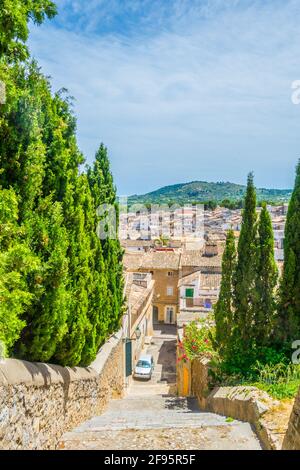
[
  {"xmin": 125, "ymin": 339, "xmax": 132, "ymax": 377},
  {"xmin": 185, "ymin": 288, "xmax": 194, "ymax": 298}
]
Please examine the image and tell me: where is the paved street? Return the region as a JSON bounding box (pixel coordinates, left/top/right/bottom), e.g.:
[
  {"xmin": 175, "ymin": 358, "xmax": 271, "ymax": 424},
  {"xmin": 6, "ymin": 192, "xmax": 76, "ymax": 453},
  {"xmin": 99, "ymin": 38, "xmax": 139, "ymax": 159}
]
[
  {"xmin": 128, "ymin": 324, "xmax": 177, "ymax": 396},
  {"xmin": 59, "ymin": 326, "xmax": 262, "ymax": 450}
]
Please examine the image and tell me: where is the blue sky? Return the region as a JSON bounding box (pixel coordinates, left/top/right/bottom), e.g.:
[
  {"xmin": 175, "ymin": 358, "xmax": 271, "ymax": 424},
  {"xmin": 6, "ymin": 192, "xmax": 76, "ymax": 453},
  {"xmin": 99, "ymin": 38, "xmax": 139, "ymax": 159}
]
[{"xmin": 29, "ymin": 0, "xmax": 300, "ymax": 195}]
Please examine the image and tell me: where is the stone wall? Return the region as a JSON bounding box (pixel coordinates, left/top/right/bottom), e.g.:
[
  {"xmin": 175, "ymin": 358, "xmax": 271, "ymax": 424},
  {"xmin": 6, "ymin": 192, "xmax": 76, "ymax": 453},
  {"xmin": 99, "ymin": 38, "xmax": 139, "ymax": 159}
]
[
  {"xmin": 282, "ymin": 387, "xmax": 300, "ymax": 450},
  {"xmin": 178, "ymin": 355, "xmax": 291, "ymax": 450},
  {"xmin": 0, "ymin": 330, "xmax": 124, "ymax": 450}
]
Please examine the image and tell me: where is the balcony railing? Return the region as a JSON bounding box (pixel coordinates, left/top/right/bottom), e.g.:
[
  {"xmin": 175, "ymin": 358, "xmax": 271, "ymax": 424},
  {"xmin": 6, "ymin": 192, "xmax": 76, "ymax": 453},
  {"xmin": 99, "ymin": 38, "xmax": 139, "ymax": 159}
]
[
  {"xmin": 180, "ymin": 297, "xmax": 213, "ymax": 309},
  {"xmin": 132, "ymin": 272, "xmax": 152, "ymax": 288}
]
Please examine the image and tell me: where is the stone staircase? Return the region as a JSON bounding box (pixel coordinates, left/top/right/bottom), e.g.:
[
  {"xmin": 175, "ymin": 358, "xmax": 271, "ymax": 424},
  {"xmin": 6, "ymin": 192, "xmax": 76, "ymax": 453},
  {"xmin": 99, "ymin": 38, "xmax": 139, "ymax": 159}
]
[{"xmin": 58, "ymin": 394, "xmax": 262, "ymax": 450}]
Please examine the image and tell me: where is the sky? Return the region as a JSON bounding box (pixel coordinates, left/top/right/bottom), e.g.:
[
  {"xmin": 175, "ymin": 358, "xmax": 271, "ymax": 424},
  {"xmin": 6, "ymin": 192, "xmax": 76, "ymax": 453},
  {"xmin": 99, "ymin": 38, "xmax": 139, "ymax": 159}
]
[{"xmin": 28, "ymin": 0, "xmax": 300, "ymax": 195}]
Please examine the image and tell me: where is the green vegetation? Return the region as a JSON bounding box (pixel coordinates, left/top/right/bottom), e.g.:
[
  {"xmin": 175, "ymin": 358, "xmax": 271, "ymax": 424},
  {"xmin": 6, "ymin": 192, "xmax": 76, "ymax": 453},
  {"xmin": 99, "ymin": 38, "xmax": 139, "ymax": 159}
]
[
  {"xmin": 212, "ymin": 174, "xmax": 281, "ymax": 370},
  {"xmin": 0, "ymin": 0, "xmax": 57, "ymax": 62},
  {"xmin": 213, "ymin": 229, "xmax": 236, "ymax": 360},
  {"xmin": 231, "ymin": 173, "xmax": 259, "ymax": 366},
  {"xmin": 254, "ymin": 203, "xmax": 278, "ymax": 346},
  {"xmin": 183, "ymin": 167, "xmax": 300, "ymax": 400},
  {"xmin": 128, "ymin": 180, "xmax": 291, "ymax": 208},
  {"xmin": 219, "ymin": 361, "xmax": 300, "ymax": 400},
  {"xmin": 180, "ymin": 319, "xmax": 216, "ymax": 361},
  {"xmin": 278, "ymin": 160, "xmax": 300, "ymax": 345},
  {"xmin": 0, "ymin": 2, "xmax": 124, "ymax": 365}
]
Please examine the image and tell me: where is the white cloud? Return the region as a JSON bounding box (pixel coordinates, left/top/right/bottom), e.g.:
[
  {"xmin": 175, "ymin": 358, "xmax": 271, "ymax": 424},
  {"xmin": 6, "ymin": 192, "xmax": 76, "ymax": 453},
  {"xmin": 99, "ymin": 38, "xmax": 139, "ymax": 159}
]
[{"xmin": 29, "ymin": 0, "xmax": 300, "ymax": 194}]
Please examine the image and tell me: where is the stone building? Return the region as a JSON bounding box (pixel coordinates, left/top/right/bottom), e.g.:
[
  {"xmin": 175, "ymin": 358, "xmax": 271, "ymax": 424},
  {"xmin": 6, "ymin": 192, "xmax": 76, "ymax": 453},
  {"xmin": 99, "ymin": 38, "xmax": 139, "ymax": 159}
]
[
  {"xmin": 124, "ymin": 241, "xmax": 223, "ymax": 328},
  {"xmin": 124, "ymin": 251, "xmax": 181, "ymax": 324},
  {"xmin": 123, "ymin": 272, "xmax": 155, "ymax": 381}
]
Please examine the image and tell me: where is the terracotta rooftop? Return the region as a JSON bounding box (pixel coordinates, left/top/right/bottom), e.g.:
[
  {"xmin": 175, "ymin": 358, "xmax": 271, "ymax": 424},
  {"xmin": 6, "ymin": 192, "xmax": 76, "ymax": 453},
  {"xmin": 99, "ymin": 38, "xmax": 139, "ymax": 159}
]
[
  {"xmin": 200, "ymin": 273, "xmax": 222, "ymax": 289},
  {"xmin": 178, "ymin": 270, "xmax": 201, "ymax": 287},
  {"xmin": 123, "ymin": 253, "xmax": 144, "ymax": 271},
  {"xmin": 141, "ymin": 251, "xmax": 181, "ymax": 270},
  {"xmin": 180, "ymin": 250, "xmax": 204, "ymax": 267}
]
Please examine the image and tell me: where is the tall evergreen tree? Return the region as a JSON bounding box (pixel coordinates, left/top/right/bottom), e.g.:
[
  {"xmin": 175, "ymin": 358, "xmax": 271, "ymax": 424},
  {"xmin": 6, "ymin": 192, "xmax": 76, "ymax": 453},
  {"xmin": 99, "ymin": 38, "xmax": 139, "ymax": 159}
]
[
  {"xmin": 232, "ymin": 173, "xmax": 258, "ymax": 358},
  {"xmin": 254, "ymin": 203, "xmax": 278, "ymax": 346},
  {"xmin": 0, "ymin": 188, "xmax": 40, "ymax": 355},
  {"xmin": 15, "ymin": 197, "xmax": 70, "ymax": 362},
  {"xmin": 214, "ymin": 229, "xmax": 236, "ymax": 359},
  {"xmin": 0, "ymin": 3, "xmax": 124, "ymax": 366},
  {"xmin": 87, "ymin": 144, "xmax": 125, "ymax": 334},
  {"xmin": 278, "ymin": 160, "xmax": 300, "ymax": 344}
]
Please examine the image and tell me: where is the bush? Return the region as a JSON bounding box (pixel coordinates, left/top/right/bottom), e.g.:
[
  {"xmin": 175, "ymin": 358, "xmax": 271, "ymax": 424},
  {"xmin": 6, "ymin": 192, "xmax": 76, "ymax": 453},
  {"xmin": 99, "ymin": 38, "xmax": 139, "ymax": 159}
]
[{"xmin": 182, "ymin": 320, "xmax": 217, "ymax": 361}]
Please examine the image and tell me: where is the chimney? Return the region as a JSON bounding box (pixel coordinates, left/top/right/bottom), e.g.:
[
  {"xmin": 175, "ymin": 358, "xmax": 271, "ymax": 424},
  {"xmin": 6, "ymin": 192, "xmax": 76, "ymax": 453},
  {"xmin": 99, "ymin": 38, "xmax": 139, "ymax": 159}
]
[{"xmin": 204, "ymin": 242, "xmax": 218, "ymax": 257}]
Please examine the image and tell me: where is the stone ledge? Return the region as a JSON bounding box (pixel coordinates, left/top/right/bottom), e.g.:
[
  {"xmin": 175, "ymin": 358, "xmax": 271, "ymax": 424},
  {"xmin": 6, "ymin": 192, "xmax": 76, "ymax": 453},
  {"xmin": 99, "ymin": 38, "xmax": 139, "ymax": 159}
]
[
  {"xmin": 282, "ymin": 387, "xmax": 300, "ymax": 450},
  {"xmin": 0, "ymin": 328, "xmax": 124, "ymax": 450},
  {"xmin": 90, "ymin": 329, "xmax": 123, "ymax": 375},
  {"xmin": 201, "ymin": 385, "xmax": 283, "ymax": 450},
  {"xmin": 0, "ymin": 328, "xmax": 123, "ymax": 387},
  {"xmin": 0, "ymin": 359, "xmax": 97, "ymax": 387},
  {"xmin": 189, "ymin": 357, "xmax": 293, "ymax": 450}
]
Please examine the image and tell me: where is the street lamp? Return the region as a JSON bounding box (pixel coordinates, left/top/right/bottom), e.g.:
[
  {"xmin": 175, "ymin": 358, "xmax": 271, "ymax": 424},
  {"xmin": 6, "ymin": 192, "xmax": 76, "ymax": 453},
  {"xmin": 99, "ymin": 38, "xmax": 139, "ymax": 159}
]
[{"xmin": 135, "ymin": 326, "xmax": 141, "ymax": 340}]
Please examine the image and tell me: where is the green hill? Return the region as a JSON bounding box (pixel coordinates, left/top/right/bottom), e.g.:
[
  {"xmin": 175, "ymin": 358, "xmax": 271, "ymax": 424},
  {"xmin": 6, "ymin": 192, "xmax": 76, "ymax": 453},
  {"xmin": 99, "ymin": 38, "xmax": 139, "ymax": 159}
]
[{"xmin": 128, "ymin": 181, "xmax": 292, "ymax": 206}]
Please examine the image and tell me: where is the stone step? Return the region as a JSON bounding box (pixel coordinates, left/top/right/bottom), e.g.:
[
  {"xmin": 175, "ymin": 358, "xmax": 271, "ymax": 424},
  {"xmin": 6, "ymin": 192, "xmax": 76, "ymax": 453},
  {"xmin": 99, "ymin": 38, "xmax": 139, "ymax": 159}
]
[
  {"xmin": 59, "ymin": 424, "xmax": 262, "ymax": 450},
  {"xmin": 65, "ymin": 396, "xmax": 241, "ymax": 432}
]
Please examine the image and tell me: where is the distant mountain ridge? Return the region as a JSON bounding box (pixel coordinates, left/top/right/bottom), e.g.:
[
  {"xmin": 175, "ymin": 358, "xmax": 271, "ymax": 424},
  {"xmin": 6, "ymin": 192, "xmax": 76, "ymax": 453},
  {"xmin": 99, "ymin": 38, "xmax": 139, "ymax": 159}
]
[{"xmin": 128, "ymin": 180, "xmax": 292, "ymax": 205}]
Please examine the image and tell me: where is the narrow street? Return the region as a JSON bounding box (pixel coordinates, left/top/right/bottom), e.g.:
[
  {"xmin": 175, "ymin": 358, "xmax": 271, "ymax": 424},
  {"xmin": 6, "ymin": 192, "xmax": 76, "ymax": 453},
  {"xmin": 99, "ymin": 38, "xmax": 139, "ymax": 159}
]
[{"xmin": 59, "ymin": 326, "xmax": 262, "ymax": 450}]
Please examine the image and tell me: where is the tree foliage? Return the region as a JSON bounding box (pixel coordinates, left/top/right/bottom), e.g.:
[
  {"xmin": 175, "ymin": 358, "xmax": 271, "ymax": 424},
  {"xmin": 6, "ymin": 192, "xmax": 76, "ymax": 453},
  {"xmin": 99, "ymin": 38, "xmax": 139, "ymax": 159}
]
[
  {"xmin": 254, "ymin": 203, "xmax": 278, "ymax": 346},
  {"xmin": 0, "ymin": 0, "xmax": 57, "ymax": 62},
  {"xmin": 215, "ymin": 174, "xmax": 279, "ymax": 370},
  {"xmin": 278, "ymin": 160, "xmax": 300, "ymax": 344},
  {"xmin": 214, "ymin": 229, "xmax": 236, "ymax": 359},
  {"xmin": 0, "ymin": 2, "xmax": 124, "ymax": 365},
  {"xmin": 232, "ymin": 173, "xmax": 258, "ymax": 356}
]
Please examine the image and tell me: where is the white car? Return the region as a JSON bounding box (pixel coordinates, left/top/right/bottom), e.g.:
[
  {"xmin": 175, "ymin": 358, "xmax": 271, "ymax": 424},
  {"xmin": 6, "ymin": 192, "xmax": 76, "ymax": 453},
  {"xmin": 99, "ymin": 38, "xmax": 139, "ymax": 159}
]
[{"xmin": 133, "ymin": 354, "xmax": 154, "ymax": 380}]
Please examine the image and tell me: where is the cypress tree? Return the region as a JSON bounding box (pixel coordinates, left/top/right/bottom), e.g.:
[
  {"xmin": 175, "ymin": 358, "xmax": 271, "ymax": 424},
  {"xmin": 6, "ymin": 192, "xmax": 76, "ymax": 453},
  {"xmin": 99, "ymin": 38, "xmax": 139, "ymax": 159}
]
[
  {"xmin": 15, "ymin": 197, "xmax": 70, "ymax": 362},
  {"xmin": 80, "ymin": 175, "xmax": 110, "ymax": 366},
  {"xmin": 278, "ymin": 160, "xmax": 300, "ymax": 344},
  {"xmin": 232, "ymin": 173, "xmax": 258, "ymax": 359},
  {"xmin": 214, "ymin": 229, "xmax": 236, "ymax": 359},
  {"xmin": 0, "ymin": 188, "xmax": 39, "ymax": 355},
  {"xmin": 87, "ymin": 144, "xmax": 125, "ymax": 334},
  {"xmin": 0, "ymin": 3, "xmax": 124, "ymax": 365},
  {"xmin": 53, "ymin": 176, "xmax": 92, "ymax": 366},
  {"xmin": 254, "ymin": 203, "xmax": 278, "ymax": 347}
]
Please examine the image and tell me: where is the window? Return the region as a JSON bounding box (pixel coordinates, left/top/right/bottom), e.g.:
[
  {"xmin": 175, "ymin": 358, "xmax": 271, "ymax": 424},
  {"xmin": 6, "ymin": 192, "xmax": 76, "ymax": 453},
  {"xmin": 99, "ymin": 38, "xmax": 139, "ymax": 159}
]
[
  {"xmin": 185, "ymin": 288, "xmax": 194, "ymax": 298},
  {"xmin": 167, "ymin": 271, "xmax": 174, "ymax": 277},
  {"xmin": 167, "ymin": 286, "xmax": 174, "ymax": 296}
]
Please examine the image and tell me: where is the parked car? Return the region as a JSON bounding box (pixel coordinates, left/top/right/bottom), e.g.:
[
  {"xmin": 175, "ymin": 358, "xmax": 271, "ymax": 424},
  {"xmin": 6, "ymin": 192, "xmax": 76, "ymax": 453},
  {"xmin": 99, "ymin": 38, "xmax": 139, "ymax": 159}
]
[{"xmin": 133, "ymin": 354, "xmax": 154, "ymax": 380}]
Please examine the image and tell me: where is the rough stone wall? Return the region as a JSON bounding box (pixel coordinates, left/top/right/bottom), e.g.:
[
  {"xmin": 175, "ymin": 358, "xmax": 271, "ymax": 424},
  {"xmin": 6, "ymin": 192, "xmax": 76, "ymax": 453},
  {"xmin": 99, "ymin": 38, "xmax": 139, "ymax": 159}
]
[
  {"xmin": 0, "ymin": 330, "xmax": 124, "ymax": 450},
  {"xmin": 178, "ymin": 355, "xmax": 288, "ymax": 450},
  {"xmin": 282, "ymin": 387, "xmax": 300, "ymax": 450},
  {"xmin": 191, "ymin": 357, "xmax": 213, "ymax": 407}
]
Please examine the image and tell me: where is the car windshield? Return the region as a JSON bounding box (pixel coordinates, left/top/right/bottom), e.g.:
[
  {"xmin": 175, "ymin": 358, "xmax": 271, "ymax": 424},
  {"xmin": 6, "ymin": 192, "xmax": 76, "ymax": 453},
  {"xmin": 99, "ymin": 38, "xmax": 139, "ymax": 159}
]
[{"xmin": 136, "ymin": 360, "xmax": 151, "ymax": 368}]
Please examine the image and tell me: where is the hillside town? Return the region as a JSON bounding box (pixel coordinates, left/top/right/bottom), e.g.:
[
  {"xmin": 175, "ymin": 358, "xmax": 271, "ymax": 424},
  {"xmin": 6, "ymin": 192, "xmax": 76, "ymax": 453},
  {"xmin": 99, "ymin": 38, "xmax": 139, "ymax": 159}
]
[
  {"xmin": 121, "ymin": 203, "xmax": 288, "ymax": 380},
  {"xmin": 2, "ymin": 1, "xmax": 300, "ymax": 455}
]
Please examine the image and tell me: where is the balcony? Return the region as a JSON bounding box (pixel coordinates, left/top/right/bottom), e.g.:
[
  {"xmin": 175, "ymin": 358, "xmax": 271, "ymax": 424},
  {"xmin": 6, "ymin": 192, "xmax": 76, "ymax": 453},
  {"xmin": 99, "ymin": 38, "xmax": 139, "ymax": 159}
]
[
  {"xmin": 180, "ymin": 296, "xmax": 213, "ymax": 310},
  {"xmin": 132, "ymin": 272, "xmax": 152, "ymax": 288}
]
